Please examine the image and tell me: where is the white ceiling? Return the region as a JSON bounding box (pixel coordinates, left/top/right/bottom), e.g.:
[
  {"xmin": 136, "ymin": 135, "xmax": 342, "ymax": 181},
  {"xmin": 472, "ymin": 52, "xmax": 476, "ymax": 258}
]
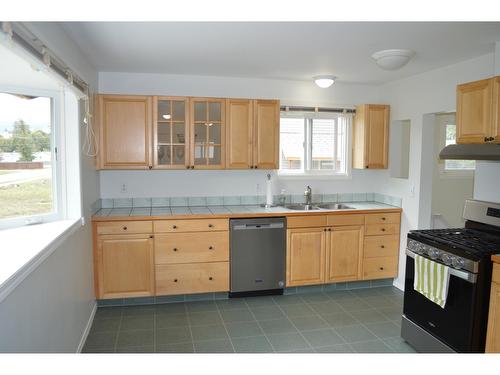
[{"xmin": 60, "ymin": 22, "xmax": 500, "ymax": 84}]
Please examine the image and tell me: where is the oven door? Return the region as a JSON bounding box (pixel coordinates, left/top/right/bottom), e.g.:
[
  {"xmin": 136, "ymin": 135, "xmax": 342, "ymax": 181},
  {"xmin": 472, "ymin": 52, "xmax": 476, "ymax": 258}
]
[{"xmin": 403, "ymin": 249, "xmax": 478, "ymax": 352}]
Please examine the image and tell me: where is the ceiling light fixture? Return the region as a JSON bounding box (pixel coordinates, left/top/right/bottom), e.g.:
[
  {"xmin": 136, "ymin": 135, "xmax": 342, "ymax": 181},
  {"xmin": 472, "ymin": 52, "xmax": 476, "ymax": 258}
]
[
  {"xmin": 313, "ymin": 75, "xmax": 336, "ymax": 88},
  {"xmin": 371, "ymin": 49, "xmax": 415, "ymax": 71}
]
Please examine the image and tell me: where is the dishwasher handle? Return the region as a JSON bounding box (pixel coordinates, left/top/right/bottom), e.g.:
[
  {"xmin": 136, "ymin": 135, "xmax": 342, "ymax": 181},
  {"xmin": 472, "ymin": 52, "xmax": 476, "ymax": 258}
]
[{"xmin": 232, "ymin": 222, "xmax": 284, "ymax": 230}]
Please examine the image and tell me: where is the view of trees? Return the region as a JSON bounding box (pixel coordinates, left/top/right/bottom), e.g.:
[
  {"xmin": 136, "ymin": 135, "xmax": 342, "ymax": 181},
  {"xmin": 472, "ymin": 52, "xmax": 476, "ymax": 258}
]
[{"xmin": 0, "ymin": 120, "xmax": 50, "ymax": 161}]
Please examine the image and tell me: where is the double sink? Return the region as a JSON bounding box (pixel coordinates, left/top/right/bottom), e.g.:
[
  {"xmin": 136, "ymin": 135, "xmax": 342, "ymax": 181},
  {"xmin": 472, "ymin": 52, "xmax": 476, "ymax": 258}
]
[{"xmin": 280, "ymin": 203, "xmax": 354, "ymax": 211}]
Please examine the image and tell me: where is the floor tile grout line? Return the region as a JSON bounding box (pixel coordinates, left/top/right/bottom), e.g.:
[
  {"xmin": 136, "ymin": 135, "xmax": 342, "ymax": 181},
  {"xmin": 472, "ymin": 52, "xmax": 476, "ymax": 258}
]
[
  {"xmin": 184, "ymin": 305, "xmax": 196, "ymax": 353},
  {"xmin": 214, "ymin": 302, "xmax": 236, "ymax": 353},
  {"xmin": 273, "ymin": 298, "xmax": 316, "ymax": 352},
  {"xmin": 243, "ymin": 298, "xmax": 276, "ymax": 353},
  {"xmin": 113, "ymin": 309, "xmax": 124, "ymax": 353}
]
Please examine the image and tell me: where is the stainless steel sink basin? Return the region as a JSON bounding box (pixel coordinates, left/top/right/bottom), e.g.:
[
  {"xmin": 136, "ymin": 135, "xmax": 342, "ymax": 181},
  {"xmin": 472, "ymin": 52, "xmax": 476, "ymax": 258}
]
[
  {"xmin": 315, "ymin": 203, "xmax": 354, "ymax": 210},
  {"xmin": 284, "ymin": 204, "xmax": 321, "ymax": 211}
]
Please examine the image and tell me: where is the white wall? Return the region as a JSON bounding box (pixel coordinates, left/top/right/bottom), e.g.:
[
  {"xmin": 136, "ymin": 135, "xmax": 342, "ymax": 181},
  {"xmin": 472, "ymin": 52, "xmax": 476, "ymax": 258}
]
[
  {"xmin": 379, "ymin": 52, "xmax": 497, "ymax": 289},
  {"xmin": 98, "ymin": 71, "xmax": 387, "ymax": 198},
  {"xmin": 430, "ymin": 114, "xmax": 473, "ymax": 228},
  {"xmin": 0, "ymin": 23, "xmax": 99, "ymax": 352},
  {"xmin": 474, "ymin": 161, "xmax": 500, "ymax": 203}
]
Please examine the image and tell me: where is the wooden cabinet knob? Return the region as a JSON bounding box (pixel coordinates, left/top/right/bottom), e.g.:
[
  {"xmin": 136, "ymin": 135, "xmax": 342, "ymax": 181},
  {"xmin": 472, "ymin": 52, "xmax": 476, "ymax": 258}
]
[
  {"xmin": 381, "ymin": 245, "xmax": 385, "ymax": 249},
  {"xmin": 174, "ymin": 279, "xmax": 178, "ymax": 282},
  {"xmin": 173, "ymin": 248, "xmax": 178, "ymax": 252},
  {"xmin": 208, "ymin": 224, "xmax": 214, "ymax": 228},
  {"xmin": 208, "ymin": 246, "xmax": 213, "ymax": 250},
  {"xmin": 149, "ymin": 235, "xmax": 154, "ymax": 239},
  {"xmin": 381, "ymin": 217, "xmax": 386, "ymax": 221},
  {"xmin": 328, "ymin": 228, "xmax": 332, "ymax": 231},
  {"xmin": 381, "ymin": 228, "xmax": 386, "ymax": 232},
  {"xmin": 173, "ymin": 225, "xmax": 177, "ymax": 229},
  {"xmin": 379, "ymin": 267, "xmax": 384, "ymax": 271},
  {"xmin": 209, "ymin": 277, "xmax": 213, "ymax": 281},
  {"xmin": 123, "ymin": 226, "xmax": 127, "ymax": 230}
]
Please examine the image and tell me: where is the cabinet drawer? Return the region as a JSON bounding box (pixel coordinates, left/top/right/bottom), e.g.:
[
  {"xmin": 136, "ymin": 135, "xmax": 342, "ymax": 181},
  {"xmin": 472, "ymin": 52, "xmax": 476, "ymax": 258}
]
[
  {"xmin": 365, "ymin": 212, "xmax": 400, "ymax": 225},
  {"xmin": 287, "ymin": 215, "xmax": 327, "ymax": 228},
  {"xmin": 327, "ymin": 214, "xmax": 364, "ymax": 226},
  {"xmin": 365, "ymin": 223, "xmax": 400, "ymax": 236},
  {"xmin": 96, "ymin": 221, "xmax": 153, "ymax": 235},
  {"xmin": 363, "ymin": 257, "xmax": 399, "ymax": 280},
  {"xmin": 155, "ymin": 232, "xmax": 229, "ymax": 264},
  {"xmin": 155, "ymin": 262, "xmax": 229, "ymax": 295},
  {"xmin": 364, "ymin": 235, "xmax": 400, "ymax": 258},
  {"xmin": 154, "ymin": 219, "xmax": 229, "ymax": 233},
  {"xmin": 493, "ymin": 263, "xmax": 500, "ymax": 284}
]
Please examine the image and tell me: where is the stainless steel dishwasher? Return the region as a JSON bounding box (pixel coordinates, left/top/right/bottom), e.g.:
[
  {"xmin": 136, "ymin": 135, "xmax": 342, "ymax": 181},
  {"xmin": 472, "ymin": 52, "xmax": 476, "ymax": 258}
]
[{"xmin": 229, "ymin": 217, "xmax": 286, "ymax": 297}]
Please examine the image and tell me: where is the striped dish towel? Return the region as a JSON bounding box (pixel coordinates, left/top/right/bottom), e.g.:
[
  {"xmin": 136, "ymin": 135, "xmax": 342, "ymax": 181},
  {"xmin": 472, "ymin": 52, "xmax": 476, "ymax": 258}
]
[{"xmin": 413, "ymin": 254, "xmax": 450, "ymax": 308}]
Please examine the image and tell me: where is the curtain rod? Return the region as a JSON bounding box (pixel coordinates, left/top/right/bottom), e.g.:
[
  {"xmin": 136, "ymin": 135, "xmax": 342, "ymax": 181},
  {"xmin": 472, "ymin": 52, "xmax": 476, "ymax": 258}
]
[{"xmin": 280, "ymin": 105, "xmax": 356, "ymax": 114}]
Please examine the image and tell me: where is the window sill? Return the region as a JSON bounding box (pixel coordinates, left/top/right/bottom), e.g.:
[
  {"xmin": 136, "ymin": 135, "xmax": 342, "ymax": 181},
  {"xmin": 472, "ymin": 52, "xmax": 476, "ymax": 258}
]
[
  {"xmin": 0, "ymin": 218, "xmax": 82, "ymax": 303},
  {"xmin": 277, "ymin": 173, "xmax": 352, "ymax": 180}
]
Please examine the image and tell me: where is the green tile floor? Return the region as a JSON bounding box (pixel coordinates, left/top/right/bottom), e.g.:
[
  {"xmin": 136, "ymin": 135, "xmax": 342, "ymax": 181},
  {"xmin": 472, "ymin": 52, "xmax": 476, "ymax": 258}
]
[{"xmin": 82, "ymin": 286, "xmax": 416, "ymax": 353}]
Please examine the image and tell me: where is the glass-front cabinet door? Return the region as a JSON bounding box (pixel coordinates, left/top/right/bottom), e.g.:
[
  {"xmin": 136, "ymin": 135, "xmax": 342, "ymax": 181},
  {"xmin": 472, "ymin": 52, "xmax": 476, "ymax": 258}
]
[
  {"xmin": 153, "ymin": 97, "xmax": 190, "ymax": 169},
  {"xmin": 190, "ymin": 98, "xmax": 225, "ymax": 169}
]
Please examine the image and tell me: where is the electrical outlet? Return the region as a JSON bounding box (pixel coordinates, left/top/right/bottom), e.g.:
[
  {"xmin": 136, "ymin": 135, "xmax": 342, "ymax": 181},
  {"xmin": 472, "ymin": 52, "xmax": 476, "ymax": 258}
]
[{"xmin": 120, "ymin": 183, "xmax": 127, "ymax": 193}]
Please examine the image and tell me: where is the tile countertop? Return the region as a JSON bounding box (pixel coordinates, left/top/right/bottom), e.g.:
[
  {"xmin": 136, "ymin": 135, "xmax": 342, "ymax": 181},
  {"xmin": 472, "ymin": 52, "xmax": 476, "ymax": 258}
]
[
  {"xmin": 92, "ymin": 201, "xmax": 401, "ymax": 221},
  {"xmin": 492, "ymin": 254, "xmax": 500, "ymax": 264}
]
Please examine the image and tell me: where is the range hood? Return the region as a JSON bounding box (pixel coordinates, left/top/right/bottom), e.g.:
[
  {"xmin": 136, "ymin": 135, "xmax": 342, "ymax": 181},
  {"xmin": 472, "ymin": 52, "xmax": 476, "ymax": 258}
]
[{"xmin": 439, "ymin": 143, "xmax": 500, "ymax": 161}]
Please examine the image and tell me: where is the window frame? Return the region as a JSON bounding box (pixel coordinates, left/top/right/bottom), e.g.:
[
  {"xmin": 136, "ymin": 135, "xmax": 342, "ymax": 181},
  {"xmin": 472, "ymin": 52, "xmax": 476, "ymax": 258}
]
[
  {"xmin": 278, "ymin": 112, "xmax": 352, "ymax": 179},
  {"xmin": 0, "ymin": 85, "xmax": 64, "ymax": 230},
  {"xmin": 438, "ymin": 120, "xmax": 475, "ymax": 178}
]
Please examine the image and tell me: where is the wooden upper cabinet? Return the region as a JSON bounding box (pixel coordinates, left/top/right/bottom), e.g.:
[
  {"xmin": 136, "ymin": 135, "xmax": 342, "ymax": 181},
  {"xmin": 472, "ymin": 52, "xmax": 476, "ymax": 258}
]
[
  {"xmin": 286, "ymin": 228, "xmax": 325, "ymax": 287},
  {"xmin": 326, "ymin": 225, "xmax": 364, "ymax": 283},
  {"xmin": 226, "ymin": 99, "xmax": 253, "ymax": 169},
  {"xmin": 153, "ymin": 96, "xmax": 190, "ymax": 169},
  {"xmin": 225, "ymin": 99, "xmax": 280, "ymax": 169},
  {"xmin": 492, "ymin": 77, "xmax": 500, "ymax": 143},
  {"xmin": 253, "ymin": 100, "xmax": 280, "ymax": 169},
  {"xmin": 190, "ymin": 98, "xmax": 225, "ymax": 169},
  {"xmin": 96, "ymin": 234, "xmax": 155, "ymax": 299},
  {"xmin": 96, "ymin": 95, "xmax": 152, "ymax": 169},
  {"xmin": 456, "ymin": 78, "xmax": 493, "ymax": 144},
  {"xmin": 353, "ymin": 104, "xmax": 390, "ymax": 169}
]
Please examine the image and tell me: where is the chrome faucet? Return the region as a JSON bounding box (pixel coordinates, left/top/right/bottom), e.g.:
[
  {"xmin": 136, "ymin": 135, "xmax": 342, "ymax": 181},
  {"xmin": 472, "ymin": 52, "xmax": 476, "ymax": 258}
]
[{"xmin": 304, "ymin": 185, "xmax": 312, "ymax": 205}]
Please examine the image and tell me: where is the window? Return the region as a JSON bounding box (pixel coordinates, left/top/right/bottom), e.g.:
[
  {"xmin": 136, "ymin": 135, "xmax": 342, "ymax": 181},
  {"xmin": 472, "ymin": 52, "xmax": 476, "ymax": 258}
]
[
  {"xmin": 443, "ymin": 123, "xmax": 475, "ymax": 172},
  {"xmin": 279, "ymin": 113, "xmax": 349, "ymax": 176},
  {"xmin": 0, "ymin": 89, "xmax": 61, "ymax": 229}
]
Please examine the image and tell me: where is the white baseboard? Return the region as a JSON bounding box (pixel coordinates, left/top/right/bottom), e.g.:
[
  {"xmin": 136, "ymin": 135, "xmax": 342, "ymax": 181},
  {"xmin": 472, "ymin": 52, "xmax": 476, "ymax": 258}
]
[
  {"xmin": 392, "ymin": 279, "xmax": 405, "ymax": 291},
  {"xmin": 77, "ymin": 301, "xmax": 97, "ymax": 353}
]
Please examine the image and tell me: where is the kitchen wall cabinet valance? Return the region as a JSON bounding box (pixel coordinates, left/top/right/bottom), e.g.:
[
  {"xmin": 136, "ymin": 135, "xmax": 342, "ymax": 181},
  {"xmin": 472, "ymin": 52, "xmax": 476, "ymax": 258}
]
[
  {"xmin": 456, "ymin": 76, "xmax": 500, "ymax": 144},
  {"xmin": 95, "ymin": 95, "xmax": 153, "ymax": 169},
  {"xmin": 95, "ymin": 94, "xmax": 279, "ymax": 170},
  {"xmin": 353, "ymin": 104, "xmax": 390, "ymax": 169},
  {"xmin": 226, "ymin": 99, "xmax": 280, "ymax": 169}
]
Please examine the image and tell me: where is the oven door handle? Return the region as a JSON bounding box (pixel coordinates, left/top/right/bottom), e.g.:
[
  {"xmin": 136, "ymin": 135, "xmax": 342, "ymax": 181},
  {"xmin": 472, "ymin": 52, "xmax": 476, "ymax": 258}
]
[{"xmin": 406, "ymin": 249, "xmax": 477, "ymax": 284}]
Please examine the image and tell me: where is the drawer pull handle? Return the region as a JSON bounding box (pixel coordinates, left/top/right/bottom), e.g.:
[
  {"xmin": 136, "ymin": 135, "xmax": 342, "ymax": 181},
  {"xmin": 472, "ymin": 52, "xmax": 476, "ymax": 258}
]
[
  {"xmin": 379, "ymin": 267, "xmax": 384, "ymax": 271},
  {"xmin": 174, "ymin": 279, "xmax": 178, "ymax": 282},
  {"xmin": 328, "ymin": 228, "xmax": 332, "ymax": 231},
  {"xmin": 149, "ymin": 235, "xmax": 154, "ymax": 239},
  {"xmin": 123, "ymin": 226, "xmax": 127, "ymax": 230},
  {"xmin": 208, "ymin": 224, "xmax": 214, "ymax": 228},
  {"xmin": 208, "ymin": 246, "xmax": 213, "ymax": 250},
  {"xmin": 381, "ymin": 228, "xmax": 386, "ymax": 232},
  {"xmin": 380, "ymin": 245, "xmax": 385, "ymax": 249},
  {"xmin": 173, "ymin": 248, "xmax": 178, "ymax": 252},
  {"xmin": 381, "ymin": 217, "xmax": 386, "ymax": 221},
  {"xmin": 173, "ymin": 225, "xmax": 177, "ymax": 229},
  {"xmin": 209, "ymin": 277, "xmax": 213, "ymax": 281}
]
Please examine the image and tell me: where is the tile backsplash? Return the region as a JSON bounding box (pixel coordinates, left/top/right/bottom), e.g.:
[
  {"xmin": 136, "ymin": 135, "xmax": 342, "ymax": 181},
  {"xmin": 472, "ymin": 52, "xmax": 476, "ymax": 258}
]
[{"xmin": 91, "ymin": 192, "xmax": 402, "ymax": 212}]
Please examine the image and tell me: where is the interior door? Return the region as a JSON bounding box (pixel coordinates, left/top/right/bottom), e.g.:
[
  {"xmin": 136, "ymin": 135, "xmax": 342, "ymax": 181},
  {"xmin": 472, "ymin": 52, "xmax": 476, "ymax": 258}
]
[
  {"xmin": 286, "ymin": 228, "xmax": 325, "ymax": 287},
  {"xmin": 326, "ymin": 225, "xmax": 363, "ymax": 282}
]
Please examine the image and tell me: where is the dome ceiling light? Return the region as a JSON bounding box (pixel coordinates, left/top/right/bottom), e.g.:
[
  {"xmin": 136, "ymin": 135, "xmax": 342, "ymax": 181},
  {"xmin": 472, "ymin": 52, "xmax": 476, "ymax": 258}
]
[
  {"xmin": 371, "ymin": 49, "xmax": 415, "ymax": 71},
  {"xmin": 313, "ymin": 75, "xmax": 336, "ymax": 88}
]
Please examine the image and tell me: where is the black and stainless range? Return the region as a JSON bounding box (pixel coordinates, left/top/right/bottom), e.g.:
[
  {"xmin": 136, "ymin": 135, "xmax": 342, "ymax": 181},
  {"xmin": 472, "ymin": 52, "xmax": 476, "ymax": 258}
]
[{"xmin": 402, "ymin": 199, "xmax": 500, "ymax": 353}]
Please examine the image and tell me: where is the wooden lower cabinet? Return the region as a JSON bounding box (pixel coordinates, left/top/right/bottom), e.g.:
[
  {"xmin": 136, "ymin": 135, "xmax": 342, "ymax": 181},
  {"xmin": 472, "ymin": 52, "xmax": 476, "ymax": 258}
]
[
  {"xmin": 286, "ymin": 228, "xmax": 326, "ymax": 287},
  {"xmin": 156, "ymin": 262, "xmax": 229, "ymax": 295},
  {"xmin": 96, "ymin": 234, "xmax": 155, "ymax": 299},
  {"xmin": 326, "ymin": 226, "xmax": 364, "ymax": 283},
  {"xmin": 486, "ymin": 264, "xmax": 500, "ymax": 353}
]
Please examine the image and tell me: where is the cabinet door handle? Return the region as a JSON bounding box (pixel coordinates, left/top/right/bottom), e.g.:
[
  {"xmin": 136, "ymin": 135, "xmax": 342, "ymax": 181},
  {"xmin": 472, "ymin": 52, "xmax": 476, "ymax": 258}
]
[
  {"xmin": 379, "ymin": 267, "xmax": 384, "ymax": 271},
  {"xmin": 208, "ymin": 246, "xmax": 213, "ymax": 250},
  {"xmin": 328, "ymin": 228, "xmax": 332, "ymax": 231},
  {"xmin": 490, "ymin": 137, "xmax": 495, "ymax": 142},
  {"xmin": 122, "ymin": 226, "xmax": 127, "ymax": 230},
  {"xmin": 485, "ymin": 136, "xmax": 489, "ymax": 142},
  {"xmin": 174, "ymin": 279, "xmax": 178, "ymax": 282},
  {"xmin": 173, "ymin": 248, "xmax": 178, "ymax": 252},
  {"xmin": 366, "ymin": 165, "xmax": 369, "ymax": 168},
  {"xmin": 381, "ymin": 217, "xmax": 386, "ymax": 221},
  {"xmin": 380, "ymin": 245, "xmax": 385, "ymax": 249},
  {"xmin": 149, "ymin": 235, "xmax": 154, "ymax": 239},
  {"xmin": 381, "ymin": 228, "xmax": 386, "ymax": 232},
  {"xmin": 172, "ymin": 225, "xmax": 177, "ymax": 229},
  {"xmin": 254, "ymin": 165, "xmax": 258, "ymax": 169},
  {"xmin": 208, "ymin": 224, "xmax": 214, "ymax": 228},
  {"xmin": 209, "ymin": 277, "xmax": 213, "ymax": 281}
]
